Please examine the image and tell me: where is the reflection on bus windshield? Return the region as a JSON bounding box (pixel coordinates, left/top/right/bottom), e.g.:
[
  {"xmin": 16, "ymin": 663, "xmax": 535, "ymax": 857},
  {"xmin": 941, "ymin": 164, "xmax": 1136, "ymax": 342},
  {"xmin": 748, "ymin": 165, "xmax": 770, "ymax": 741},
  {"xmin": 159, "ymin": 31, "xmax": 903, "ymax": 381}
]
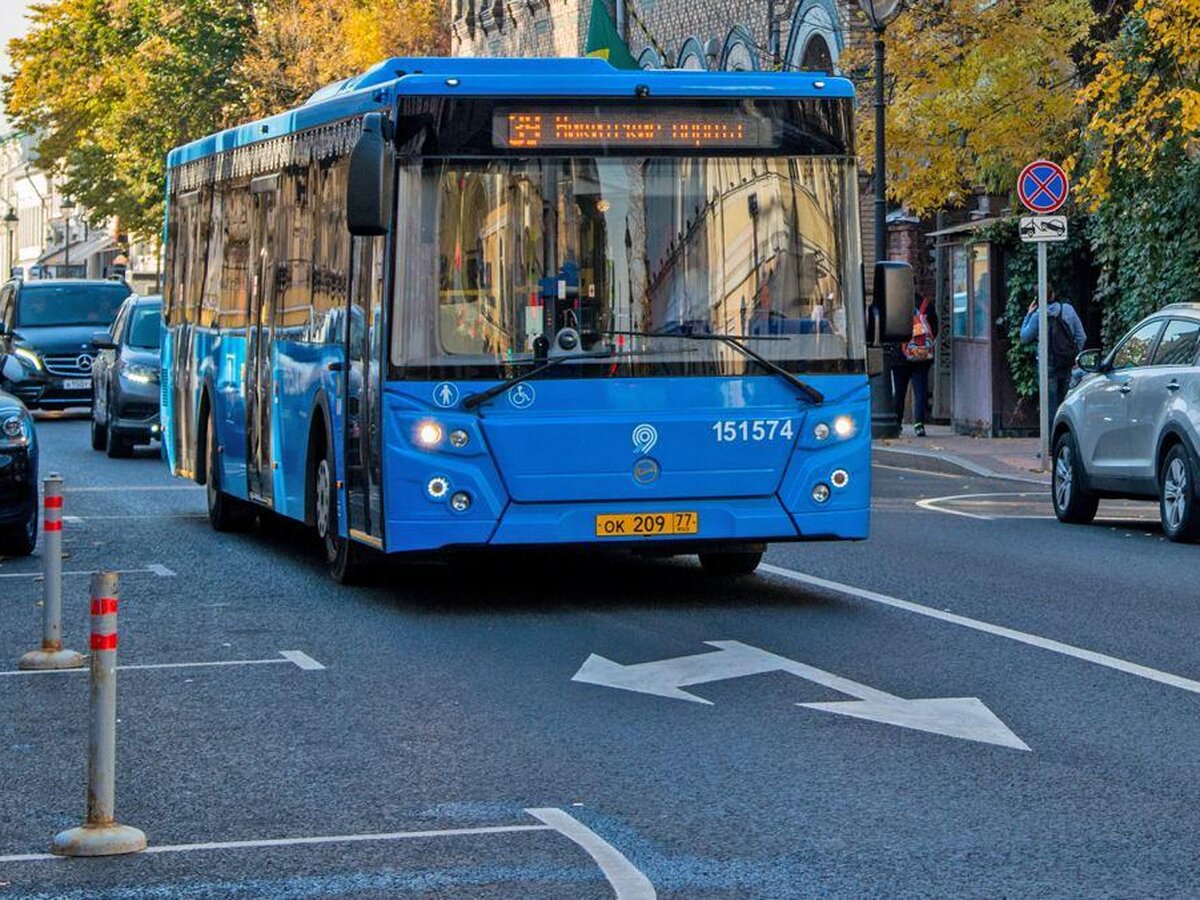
[{"xmin": 393, "ymin": 156, "xmax": 864, "ymax": 377}]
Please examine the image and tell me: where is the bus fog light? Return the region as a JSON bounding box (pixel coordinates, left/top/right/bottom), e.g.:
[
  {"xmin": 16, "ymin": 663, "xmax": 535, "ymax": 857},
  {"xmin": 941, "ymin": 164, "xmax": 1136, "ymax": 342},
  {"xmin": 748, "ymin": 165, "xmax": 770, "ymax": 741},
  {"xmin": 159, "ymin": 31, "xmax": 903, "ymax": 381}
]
[
  {"xmin": 416, "ymin": 421, "xmax": 443, "ymax": 447},
  {"xmin": 834, "ymin": 415, "xmax": 855, "ymax": 438},
  {"xmin": 450, "ymin": 491, "xmax": 472, "ymax": 512},
  {"xmin": 812, "ymin": 483, "xmax": 831, "ymax": 504},
  {"xmin": 813, "ymin": 422, "xmax": 830, "ymax": 441},
  {"xmin": 426, "ymin": 476, "xmax": 450, "ymax": 499},
  {"xmin": 831, "ymin": 469, "xmax": 850, "ymax": 489},
  {"xmin": 449, "ymin": 429, "xmax": 470, "ymax": 448}
]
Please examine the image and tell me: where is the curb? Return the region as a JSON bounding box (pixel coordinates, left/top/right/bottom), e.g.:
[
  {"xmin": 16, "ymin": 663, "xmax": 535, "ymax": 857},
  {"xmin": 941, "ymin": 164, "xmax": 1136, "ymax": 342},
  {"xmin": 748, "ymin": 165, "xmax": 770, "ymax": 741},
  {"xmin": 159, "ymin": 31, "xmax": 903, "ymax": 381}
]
[{"xmin": 873, "ymin": 444, "xmax": 1050, "ymax": 486}]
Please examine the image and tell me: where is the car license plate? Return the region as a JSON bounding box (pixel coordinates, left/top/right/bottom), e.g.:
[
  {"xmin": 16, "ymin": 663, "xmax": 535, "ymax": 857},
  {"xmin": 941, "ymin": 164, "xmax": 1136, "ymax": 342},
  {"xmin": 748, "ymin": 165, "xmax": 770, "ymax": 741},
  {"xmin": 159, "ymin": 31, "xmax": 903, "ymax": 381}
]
[
  {"xmin": 595, "ymin": 512, "xmax": 699, "ymax": 538},
  {"xmin": 63, "ymin": 379, "xmax": 91, "ymax": 391}
]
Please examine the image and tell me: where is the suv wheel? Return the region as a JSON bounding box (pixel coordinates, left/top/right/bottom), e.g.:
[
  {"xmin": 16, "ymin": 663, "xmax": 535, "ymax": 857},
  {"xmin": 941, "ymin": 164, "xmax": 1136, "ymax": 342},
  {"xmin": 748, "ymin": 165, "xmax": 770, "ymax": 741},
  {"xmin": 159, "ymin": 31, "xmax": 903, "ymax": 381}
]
[
  {"xmin": 0, "ymin": 485, "xmax": 38, "ymax": 556},
  {"xmin": 1159, "ymin": 444, "xmax": 1200, "ymax": 543},
  {"xmin": 1052, "ymin": 431, "xmax": 1099, "ymax": 524}
]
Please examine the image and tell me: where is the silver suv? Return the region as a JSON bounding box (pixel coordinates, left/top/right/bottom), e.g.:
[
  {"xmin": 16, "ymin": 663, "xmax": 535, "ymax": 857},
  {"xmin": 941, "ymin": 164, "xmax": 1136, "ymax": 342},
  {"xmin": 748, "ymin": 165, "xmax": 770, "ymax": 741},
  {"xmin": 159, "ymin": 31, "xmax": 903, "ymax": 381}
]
[{"xmin": 1052, "ymin": 303, "xmax": 1200, "ymax": 541}]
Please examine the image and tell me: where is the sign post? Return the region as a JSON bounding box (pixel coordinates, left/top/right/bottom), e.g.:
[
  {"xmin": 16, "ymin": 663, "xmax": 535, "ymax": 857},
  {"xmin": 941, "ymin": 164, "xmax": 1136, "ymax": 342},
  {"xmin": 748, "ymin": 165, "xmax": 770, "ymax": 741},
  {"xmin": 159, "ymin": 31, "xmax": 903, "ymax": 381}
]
[{"xmin": 1017, "ymin": 160, "xmax": 1070, "ymax": 470}]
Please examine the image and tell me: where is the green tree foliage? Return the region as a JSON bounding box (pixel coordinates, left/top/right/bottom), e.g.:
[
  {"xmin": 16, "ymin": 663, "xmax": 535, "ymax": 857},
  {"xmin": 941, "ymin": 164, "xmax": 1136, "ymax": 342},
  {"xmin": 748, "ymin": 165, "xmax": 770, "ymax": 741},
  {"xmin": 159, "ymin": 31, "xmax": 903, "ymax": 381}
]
[{"xmin": 4, "ymin": 0, "xmax": 254, "ymax": 240}]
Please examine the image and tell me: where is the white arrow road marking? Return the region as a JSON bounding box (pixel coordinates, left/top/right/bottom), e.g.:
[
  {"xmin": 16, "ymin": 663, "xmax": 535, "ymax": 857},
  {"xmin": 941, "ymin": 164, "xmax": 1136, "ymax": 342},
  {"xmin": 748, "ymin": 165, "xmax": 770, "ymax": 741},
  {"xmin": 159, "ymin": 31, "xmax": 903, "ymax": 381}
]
[{"xmin": 572, "ymin": 640, "xmax": 1028, "ymax": 751}]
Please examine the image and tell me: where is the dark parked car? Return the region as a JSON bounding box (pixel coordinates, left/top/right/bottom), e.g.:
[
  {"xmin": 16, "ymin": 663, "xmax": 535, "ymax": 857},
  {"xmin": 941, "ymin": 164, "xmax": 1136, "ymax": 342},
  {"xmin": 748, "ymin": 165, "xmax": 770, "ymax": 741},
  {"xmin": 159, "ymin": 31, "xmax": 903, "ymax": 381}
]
[
  {"xmin": 90, "ymin": 294, "xmax": 162, "ymax": 457},
  {"xmin": 0, "ymin": 371, "xmax": 38, "ymax": 555},
  {"xmin": 0, "ymin": 278, "xmax": 133, "ymax": 409}
]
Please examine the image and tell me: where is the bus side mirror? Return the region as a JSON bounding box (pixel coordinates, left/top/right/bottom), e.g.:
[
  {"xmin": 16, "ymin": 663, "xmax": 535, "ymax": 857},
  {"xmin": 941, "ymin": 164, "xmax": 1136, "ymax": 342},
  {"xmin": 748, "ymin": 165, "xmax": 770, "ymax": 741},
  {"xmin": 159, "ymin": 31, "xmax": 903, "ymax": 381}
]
[
  {"xmin": 347, "ymin": 112, "xmax": 395, "ymax": 237},
  {"xmin": 873, "ymin": 261, "xmax": 915, "ymax": 345}
]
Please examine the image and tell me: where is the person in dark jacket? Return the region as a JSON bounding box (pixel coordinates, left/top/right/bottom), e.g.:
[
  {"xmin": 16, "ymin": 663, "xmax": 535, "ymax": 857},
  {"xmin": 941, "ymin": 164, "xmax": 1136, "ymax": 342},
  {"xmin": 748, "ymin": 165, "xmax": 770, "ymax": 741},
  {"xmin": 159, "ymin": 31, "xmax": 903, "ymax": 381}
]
[{"xmin": 892, "ymin": 292, "xmax": 939, "ymax": 437}]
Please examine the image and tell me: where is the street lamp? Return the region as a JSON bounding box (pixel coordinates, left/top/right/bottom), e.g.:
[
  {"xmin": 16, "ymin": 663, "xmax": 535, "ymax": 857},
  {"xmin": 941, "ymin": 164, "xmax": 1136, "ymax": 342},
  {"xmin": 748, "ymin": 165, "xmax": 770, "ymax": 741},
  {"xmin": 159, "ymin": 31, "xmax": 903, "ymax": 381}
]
[
  {"xmin": 3, "ymin": 208, "xmax": 17, "ymax": 279},
  {"xmin": 858, "ymin": 0, "xmax": 904, "ymax": 438},
  {"xmin": 60, "ymin": 196, "xmax": 76, "ymax": 277}
]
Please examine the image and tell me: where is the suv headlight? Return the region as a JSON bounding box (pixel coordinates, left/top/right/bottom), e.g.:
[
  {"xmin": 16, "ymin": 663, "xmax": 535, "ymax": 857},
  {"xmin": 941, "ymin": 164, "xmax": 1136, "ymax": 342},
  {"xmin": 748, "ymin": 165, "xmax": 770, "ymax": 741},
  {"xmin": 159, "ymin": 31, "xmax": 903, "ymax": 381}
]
[
  {"xmin": 13, "ymin": 347, "xmax": 43, "ymax": 371},
  {"xmin": 121, "ymin": 363, "xmax": 159, "ymax": 385},
  {"xmin": 0, "ymin": 413, "xmax": 30, "ymax": 448}
]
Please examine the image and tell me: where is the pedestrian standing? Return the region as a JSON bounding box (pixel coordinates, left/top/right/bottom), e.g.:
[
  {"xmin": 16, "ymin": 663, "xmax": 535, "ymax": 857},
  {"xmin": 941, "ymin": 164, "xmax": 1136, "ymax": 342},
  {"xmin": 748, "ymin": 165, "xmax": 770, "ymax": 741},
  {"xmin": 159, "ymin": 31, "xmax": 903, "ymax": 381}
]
[
  {"xmin": 1020, "ymin": 286, "xmax": 1086, "ymax": 415},
  {"xmin": 893, "ymin": 292, "xmax": 938, "ymax": 437}
]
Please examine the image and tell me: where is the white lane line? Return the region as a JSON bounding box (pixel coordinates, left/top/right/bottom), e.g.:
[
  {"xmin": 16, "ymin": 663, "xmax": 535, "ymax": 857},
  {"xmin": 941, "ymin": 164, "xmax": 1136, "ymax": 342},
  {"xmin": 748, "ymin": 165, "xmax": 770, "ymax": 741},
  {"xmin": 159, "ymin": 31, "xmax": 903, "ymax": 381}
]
[
  {"xmin": 62, "ymin": 515, "xmax": 83, "ymax": 524},
  {"xmin": 280, "ymin": 650, "xmax": 325, "ymax": 671},
  {"xmin": 0, "ymin": 564, "xmax": 174, "ymax": 579},
  {"xmin": 60, "ymin": 514, "xmax": 207, "ymax": 521},
  {"xmin": 526, "ymin": 807, "xmax": 656, "ymax": 900},
  {"xmin": 0, "ymin": 652, "xmax": 325, "ymax": 677},
  {"xmin": 914, "ymin": 495, "xmax": 993, "ymax": 520},
  {"xmin": 0, "ymin": 823, "xmax": 555, "ymax": 864},
  {"xmin": 760, "ymin": 563, "xmax": 1200, "ymax": 696}
]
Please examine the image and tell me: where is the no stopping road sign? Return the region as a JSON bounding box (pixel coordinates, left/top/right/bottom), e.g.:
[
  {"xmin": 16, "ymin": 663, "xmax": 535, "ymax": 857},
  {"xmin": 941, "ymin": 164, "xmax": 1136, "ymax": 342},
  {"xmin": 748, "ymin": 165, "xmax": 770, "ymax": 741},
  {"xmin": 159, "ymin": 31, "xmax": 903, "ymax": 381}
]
[{"xmin": 1018, "ymin": 160, "xmax": 1069, "ymax": 214}]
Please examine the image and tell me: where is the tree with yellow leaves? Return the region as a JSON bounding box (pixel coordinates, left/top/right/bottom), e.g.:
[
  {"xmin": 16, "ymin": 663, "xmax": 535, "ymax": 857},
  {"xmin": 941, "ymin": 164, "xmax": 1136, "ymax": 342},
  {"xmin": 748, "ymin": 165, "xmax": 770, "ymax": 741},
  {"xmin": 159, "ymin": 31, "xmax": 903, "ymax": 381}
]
[
  {"xmin": 237, "ymin": 0, "xmax": 448, "ymax": 118},
  {"xmin": 845, "ymin": 0, "xmax": 1094, "ymax": 215},
  {"xmin": 1076, "ymin": 0, "xmax": 1200, "ymax": 202}
]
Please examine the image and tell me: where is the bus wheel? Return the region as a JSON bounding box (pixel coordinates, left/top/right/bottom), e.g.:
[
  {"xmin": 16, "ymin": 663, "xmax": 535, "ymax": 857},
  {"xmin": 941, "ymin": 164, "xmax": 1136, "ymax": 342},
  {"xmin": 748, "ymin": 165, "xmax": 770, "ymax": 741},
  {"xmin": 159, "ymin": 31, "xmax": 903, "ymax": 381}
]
[
  {"xmin": 314, "ymin": 453, "xmax": 374, "ymax": 584},
  {"xmin": 698, "ymin": 548, "xmax": 764, "ymax": 576},
  {"xmin": 205, "ymin": 414, "xmax": 253, "ymax": 532}
]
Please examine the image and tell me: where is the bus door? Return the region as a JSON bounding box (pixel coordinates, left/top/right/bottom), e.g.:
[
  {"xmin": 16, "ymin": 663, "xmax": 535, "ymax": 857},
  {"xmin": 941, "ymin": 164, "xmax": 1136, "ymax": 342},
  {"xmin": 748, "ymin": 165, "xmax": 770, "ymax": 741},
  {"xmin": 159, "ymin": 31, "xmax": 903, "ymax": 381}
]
[
  {"xmin": 344, "ymin": 236, "xmax": 385, "ymax": 545},
  {"xmin": 247, "ymin": 175, "xmax": 279, "ymax": 505}
]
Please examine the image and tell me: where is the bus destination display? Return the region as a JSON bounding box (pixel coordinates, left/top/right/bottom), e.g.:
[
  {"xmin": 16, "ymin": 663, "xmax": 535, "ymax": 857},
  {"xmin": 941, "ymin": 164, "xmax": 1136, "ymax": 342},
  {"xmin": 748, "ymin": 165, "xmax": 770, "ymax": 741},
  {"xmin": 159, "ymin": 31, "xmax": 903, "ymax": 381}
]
[{"xmin": 493, "ymin": 108, "xmax": 779, "ymax": 151}]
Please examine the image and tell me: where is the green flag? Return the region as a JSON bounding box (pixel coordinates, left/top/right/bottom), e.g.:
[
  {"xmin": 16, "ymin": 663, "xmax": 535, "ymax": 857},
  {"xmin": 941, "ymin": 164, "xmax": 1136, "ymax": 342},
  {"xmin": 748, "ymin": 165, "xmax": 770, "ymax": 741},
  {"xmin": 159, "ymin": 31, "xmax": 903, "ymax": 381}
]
[{"xmin": 585, "ymin": 0, "xmax": 639, "ymax": 70}]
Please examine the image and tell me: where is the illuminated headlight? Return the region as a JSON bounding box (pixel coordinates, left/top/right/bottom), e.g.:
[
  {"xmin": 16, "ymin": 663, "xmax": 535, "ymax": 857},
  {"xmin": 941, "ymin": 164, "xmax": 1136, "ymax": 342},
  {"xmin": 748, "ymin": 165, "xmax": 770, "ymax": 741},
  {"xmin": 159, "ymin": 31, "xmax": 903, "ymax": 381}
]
[
  {"xmin": 449, "ymin": 429, "xmax": 469, "ymax": 448},
  {"xmin": 426, "ymin": 476, "xmax": 450, "ymax": 499},
  {"xmin": 833, "ymin": 415, "xmax": 855, "ymax": 438},
  {"xmin": 813, "ymin": 422, "xmax": 830, "ymax": 441},
  {"xmin": 0, "ymin": 413, "xmax": 29, "ymax": 447},
  {"xmin": 831, "ymin": 469, "xmax": 850, "ymax": 489},
  {"xmin": 13, "ymin": 347, "xmax": 43, "ymax": 371},
  {"xmin": 415, "ymin": 421, "xmax": 443, "ymax": 448},
  {"xmin": 450, "ymin": 491, "xmax": 472, "ymax": 512},
  {"xmin": 812, "ymin": 483, "xmax": 831, "ymax": 504},
  {"xmin": 122, "ymin": 363, "xmax": 159, "ymax": 385}
]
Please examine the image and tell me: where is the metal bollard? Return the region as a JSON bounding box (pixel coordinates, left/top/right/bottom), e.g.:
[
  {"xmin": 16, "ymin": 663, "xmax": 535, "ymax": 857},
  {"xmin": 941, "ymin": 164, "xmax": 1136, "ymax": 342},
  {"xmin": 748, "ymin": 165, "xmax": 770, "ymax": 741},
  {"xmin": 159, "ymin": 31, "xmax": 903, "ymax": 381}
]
[
  {"xmin": 51, "ymin": 572, "xmax": 146, "ymax": 857},
  {"xmin": 19, "ymin": 474, "xmax": 83, "ymax": 670}
]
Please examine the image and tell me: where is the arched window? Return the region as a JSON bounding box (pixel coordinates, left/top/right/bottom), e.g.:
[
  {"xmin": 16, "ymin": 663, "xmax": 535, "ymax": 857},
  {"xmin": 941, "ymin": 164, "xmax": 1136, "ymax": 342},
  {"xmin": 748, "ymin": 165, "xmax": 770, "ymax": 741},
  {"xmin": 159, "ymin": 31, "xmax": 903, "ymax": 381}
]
[
  {"xmin": 721, "ymin": 27, "xmax": 758, "ymax": 72},
  {"xmin": 638, "ymin": 46, "xmax": 663, "ymax": 70},
  {"xmin": 785, "ymin": 0, "xmax": 844, "ymax": 73},
  {"xmin": 677, "ymin": 37, "xmax": 706, "ymax": 71}
]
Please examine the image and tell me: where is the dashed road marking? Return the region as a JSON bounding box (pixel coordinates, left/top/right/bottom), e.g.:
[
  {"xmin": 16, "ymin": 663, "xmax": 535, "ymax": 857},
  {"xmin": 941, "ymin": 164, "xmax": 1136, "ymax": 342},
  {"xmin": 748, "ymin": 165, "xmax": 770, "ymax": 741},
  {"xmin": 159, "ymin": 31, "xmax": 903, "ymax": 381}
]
[
  {"xmin": 0, "ymin": 650, "xmax": 325, "ymax": 677},
  {"xmin": 0, "ymin": 564, "xmax": 176, "ymax": 580}
]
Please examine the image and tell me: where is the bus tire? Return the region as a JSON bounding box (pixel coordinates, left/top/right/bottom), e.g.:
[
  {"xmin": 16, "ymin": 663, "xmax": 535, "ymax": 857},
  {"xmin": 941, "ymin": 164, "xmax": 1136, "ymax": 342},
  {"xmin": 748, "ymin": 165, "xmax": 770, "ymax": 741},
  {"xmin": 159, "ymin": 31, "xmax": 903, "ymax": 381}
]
[
  {"xmin": 313, "ymin": 446, "xmax": 375, "ymax": 585},
  {"xmin": 698, "ymin": 548, "xmax": 764, "ymax": 576},
  {"xmin": 205, "ymin": 413, "xmax": 254, "ymax": 532}
]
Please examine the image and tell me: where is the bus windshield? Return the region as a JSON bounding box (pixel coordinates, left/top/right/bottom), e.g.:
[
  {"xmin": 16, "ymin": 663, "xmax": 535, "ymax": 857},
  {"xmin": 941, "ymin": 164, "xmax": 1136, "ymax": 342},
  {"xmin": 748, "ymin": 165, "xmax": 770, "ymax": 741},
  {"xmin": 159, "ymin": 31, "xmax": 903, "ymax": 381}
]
[{"xmin": 392, "ymin": 155, "xmax": 864, "ymax": 380}]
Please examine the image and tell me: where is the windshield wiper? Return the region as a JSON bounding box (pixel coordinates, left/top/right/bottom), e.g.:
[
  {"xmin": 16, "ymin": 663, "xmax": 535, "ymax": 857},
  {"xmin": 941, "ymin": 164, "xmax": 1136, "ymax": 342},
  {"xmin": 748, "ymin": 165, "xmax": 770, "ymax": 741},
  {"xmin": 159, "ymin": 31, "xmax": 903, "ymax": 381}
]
[{"xmin": 604, "ymin": 331, "xmax": 824, "ymax": 404}]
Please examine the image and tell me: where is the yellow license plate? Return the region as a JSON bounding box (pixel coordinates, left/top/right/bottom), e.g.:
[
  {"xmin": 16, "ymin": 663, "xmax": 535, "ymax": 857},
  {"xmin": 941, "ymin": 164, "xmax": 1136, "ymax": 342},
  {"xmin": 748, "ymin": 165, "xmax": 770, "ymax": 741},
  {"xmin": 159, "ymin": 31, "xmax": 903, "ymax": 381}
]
[{"xmin": 595, "ymin": 512, "xmax": 699, "ymax": 538}]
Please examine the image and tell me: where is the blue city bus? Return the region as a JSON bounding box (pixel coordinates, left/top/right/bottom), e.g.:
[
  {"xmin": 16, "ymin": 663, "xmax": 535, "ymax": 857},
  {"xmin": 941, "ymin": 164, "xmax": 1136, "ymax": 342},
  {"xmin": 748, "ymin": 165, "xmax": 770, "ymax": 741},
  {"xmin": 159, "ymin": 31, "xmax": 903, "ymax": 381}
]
[{"xmin": 161, "ymin": 57, "xmax": 911, "ymax": 582}]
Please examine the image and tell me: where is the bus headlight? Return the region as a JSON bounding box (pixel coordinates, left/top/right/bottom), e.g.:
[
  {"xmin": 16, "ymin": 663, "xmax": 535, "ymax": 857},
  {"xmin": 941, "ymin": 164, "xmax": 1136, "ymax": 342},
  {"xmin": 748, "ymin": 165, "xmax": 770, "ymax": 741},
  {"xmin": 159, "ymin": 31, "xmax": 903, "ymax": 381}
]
[
  {"xmin": 426, "ymin": 476, "xmax": 450, "ymax": 499},
  {"xmin": 449, "ymin": 429, "xmax": 469, "ymax": 448},
  {"xmin": 830, "ymin": 469, "xmax": 850, "ymax": 489},
  {"xmin": 812, "ymin": 483, "xmax": 831, "ymax": 504},
  {"xmin": 833, "ymin": 415, "xmax": 855, "ymax": 438},
  {"xmin": 415, "ymin": 421, "xmax": 443, "ymax": 448},
  {"xmin": 450, "ymin": 491, "xmax": 472, "ymax": 512},
  {"xmin": 813, "ymin": 422, "xmax": 830, "ymax": 441}
]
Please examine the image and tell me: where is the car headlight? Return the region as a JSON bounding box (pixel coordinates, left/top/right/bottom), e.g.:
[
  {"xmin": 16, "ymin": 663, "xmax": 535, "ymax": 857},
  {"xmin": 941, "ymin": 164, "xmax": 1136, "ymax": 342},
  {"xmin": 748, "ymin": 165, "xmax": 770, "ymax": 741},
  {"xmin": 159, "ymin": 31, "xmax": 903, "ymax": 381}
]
[
  {"xmin": 13, "ymin": 347, "xmax": 43, "ymax": 371},
  {"xmin": 0, "ymin": 412, "xmax": 30, "ymax": 448},
  {"xmin": 121, "ymin": 363, "xmax": 159, "ymax": 385}
]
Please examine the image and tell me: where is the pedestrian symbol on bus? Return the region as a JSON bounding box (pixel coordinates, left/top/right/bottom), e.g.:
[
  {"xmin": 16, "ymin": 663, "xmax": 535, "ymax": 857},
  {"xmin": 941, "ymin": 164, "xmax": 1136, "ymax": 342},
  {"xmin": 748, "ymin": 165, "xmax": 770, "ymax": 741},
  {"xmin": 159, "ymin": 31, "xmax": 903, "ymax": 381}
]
[
  {"xmin": 433, "ymin": 382, "xmax": 459, "ymax": 408},
  {"xmin": 508, "ymin": 383, "xmax": 536, "ymax": 409}
]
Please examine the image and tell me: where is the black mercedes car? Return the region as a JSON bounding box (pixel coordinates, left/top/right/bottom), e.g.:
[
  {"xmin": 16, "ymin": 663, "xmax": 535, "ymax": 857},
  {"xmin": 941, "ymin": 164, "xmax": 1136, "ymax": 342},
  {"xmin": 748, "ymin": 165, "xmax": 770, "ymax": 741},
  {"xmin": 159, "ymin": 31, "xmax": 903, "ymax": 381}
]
[
  {"xmin": 0, "ymin": 278, "xmax": 133, "ymax": 409},
  {"xmin": 90, "ymin": 294, "xmax": 162, "ymax": 456},
  {"xmin": 0, "ymin": 373, "xmax": 38, "ymax": 556}
]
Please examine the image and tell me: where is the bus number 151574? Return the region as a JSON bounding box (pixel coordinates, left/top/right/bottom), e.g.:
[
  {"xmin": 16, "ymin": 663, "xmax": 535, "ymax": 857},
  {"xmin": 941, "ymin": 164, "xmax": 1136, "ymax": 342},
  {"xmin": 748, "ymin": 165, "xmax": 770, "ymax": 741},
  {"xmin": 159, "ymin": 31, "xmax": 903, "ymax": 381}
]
[{"xmin": 711, "ymin": 419, "xmax": 794, "ymax": 443}]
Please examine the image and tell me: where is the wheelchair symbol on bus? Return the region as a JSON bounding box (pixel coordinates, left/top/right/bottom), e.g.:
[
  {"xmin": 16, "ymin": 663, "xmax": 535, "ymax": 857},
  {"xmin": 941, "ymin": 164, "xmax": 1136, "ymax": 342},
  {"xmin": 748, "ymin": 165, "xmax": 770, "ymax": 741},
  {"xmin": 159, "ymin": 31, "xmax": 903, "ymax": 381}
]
[
  {"xmin": 508, "ymin": 383, "xmax": 536, "ymax": 409},
  {"xmin": 433, "ymin": 382, "xmax": 459, "ymax": 408}
]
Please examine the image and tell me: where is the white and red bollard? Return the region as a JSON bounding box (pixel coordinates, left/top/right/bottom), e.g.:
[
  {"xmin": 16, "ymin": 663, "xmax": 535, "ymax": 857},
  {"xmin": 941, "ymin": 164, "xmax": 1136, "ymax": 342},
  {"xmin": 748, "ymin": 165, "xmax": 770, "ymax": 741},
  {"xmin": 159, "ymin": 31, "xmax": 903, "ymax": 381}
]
[
  {"xmin": 51, "ymin": 571, "xmax": 146, "ymax": 857},
  {"xmin": 19, "ymin": 474, "xmax": 83, "ymax": 670}
]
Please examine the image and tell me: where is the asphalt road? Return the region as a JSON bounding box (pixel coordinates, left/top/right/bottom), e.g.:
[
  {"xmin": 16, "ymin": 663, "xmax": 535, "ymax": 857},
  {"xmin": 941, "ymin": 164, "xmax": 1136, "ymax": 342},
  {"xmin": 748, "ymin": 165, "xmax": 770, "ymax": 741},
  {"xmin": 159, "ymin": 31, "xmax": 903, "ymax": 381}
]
[{"xmin": 3, "ymin": 417, "xmax": 1200, "ymax": 898}]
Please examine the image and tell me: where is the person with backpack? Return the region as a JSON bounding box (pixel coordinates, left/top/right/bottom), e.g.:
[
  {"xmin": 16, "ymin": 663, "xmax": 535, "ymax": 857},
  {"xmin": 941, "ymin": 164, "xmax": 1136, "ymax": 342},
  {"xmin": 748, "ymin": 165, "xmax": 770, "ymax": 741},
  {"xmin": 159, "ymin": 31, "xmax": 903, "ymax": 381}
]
[
  {"xmin": 893, "ymin": 291, "xmax": 939, "ymax": 436},
  {"xmin": 1019, "ymin": 286, "xmax": 1086, "ymax": 416}
]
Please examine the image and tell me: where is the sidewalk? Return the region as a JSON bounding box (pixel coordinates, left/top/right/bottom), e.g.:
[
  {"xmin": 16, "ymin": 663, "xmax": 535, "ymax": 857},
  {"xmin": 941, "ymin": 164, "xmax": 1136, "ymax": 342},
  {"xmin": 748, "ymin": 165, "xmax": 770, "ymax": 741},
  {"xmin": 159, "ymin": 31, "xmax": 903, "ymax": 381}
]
[{"xmin": 873, "ymin": 424, "xmax": 1050, "ymax": 485}]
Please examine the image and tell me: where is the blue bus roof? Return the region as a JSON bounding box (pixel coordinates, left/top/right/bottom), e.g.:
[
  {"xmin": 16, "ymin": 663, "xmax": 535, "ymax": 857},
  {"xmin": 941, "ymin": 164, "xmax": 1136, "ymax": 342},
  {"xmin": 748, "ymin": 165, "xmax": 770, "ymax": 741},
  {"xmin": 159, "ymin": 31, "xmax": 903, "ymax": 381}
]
[{"xmin": 167, "ymin": 57, "xmax": 854, "ymax": 168}]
